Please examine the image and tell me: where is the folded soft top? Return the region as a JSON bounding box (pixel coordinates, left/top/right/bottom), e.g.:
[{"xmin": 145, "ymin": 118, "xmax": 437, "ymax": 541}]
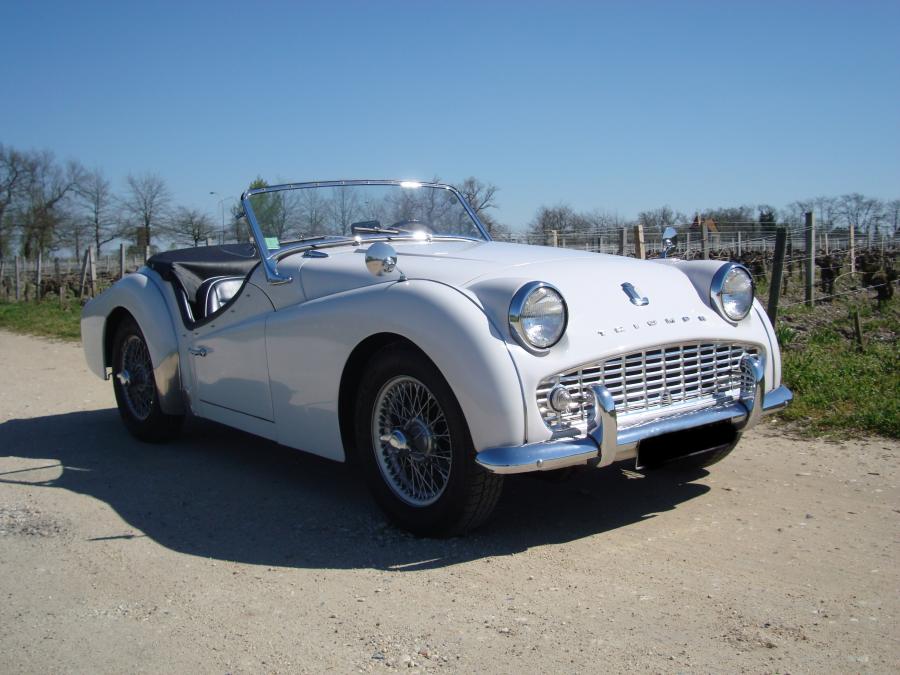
[{"xmin": 147, "ymin": 243, "xmax": 259, "ymax": 304}]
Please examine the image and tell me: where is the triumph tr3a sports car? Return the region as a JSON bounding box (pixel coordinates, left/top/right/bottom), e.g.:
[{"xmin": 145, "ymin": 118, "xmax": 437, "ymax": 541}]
[{"xmin": 81, "ymin": 180, "xmax": 792, "ymax": 535}]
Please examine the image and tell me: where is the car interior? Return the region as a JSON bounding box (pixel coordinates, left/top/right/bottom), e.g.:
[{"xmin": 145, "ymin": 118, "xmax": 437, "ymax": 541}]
[{"xmin": 146, "ymin": 243, "xmax": 260, "ymax": 327}]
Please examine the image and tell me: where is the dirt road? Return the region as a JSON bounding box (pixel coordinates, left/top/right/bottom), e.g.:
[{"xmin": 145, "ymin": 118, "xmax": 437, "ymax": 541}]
[{"xmin": 1, "ymin": 330, "xmax": 897, "ymax": 673}]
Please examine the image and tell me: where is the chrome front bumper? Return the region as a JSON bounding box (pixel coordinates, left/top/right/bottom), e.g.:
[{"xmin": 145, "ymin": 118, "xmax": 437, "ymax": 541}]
[{"xmin": 476, "ymin": 355, "xmax": 792, "ymax": 475}]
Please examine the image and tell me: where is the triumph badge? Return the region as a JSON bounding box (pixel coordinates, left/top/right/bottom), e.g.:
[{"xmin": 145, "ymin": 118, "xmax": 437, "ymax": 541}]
[{"xmin": 621, "ymin": 282, "xmax": 649, "ymax": 306}]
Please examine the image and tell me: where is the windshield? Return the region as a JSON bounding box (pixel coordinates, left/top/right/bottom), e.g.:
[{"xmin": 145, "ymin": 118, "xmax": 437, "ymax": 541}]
[{"xmin": 242, "ymin": 181, "xmax": 487, "ymax": 249}]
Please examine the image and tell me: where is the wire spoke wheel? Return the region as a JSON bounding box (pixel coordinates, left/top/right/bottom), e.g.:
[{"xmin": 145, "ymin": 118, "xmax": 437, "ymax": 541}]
[
  {"xmin": 119, "ymin": 334, "xmax": 154, "ymax": 421},
  {"xmin": 372, "ymin": 375, "xmax": 452, "ymax": 507}
]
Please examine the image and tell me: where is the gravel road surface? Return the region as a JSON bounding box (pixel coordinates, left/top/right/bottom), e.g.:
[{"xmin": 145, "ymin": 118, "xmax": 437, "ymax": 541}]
[{"xmin": 1, "ymin": 330, "xmax": 897, "ymax": 673}]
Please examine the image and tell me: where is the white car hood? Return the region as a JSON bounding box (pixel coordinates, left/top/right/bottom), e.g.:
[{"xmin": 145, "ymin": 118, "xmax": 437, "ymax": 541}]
[{"xmin": 281, "ymin": 238, "xmax": 767, "ymax": 364}]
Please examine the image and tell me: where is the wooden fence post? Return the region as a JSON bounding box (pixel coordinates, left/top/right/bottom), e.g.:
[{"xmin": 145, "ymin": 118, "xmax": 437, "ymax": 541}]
[
  {"xmin": 737, "ymin": 231, "xmax": 742, "ymax": 256},
  {"xmin": 119, "ymin": 243, "xmax": 126, "ymax": 280},
  {"xmin": 767, "ymin": 227, "xmax": 787, "ymax": 324},
  {"xmin": 15, "ymin": 255, "xmax": 21, "ymax": 302},
  {"xmin": 89, "ymin": 247, "xmax": 97, "ymax": 297},
  {"xmin": 79, "ymin": 248, "xmax": 91, "ymax": 299},
  {"xmin": 633, "ymin": 224, "xmax": 645, "ymax": 259},
  {"xmin": 851, "ymin": 309, "xmax": 865, "ymax": 352},
  {"xmin": 805, "ymin": 211, "xmax": 815, "ymax": 307},
  {"xmin": 849, "ymin": 225, "xmax": 856, "ymax": 275},
  {"xmin": 619, "ymin": 227, "xmax": 627, "ymax": 256},
  {"xmin": 59, "ymin": 285, "xmax": 65, "ymax": 309},
  {"xmin": 36, "ymin": 251, "xmax": 42, "ymax": 302},
  {"xmin": 701, "ymin": 221, "xmax": 709, "ymax": 259}
]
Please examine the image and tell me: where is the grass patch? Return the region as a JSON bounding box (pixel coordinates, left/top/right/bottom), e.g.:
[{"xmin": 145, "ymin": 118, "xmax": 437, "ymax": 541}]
[
  {"xmin": 0, "ymin": 299, "xmax": 82, "ymax": 341},
  {"xmin": 778, "ymin": 300, "xmax": 899, "ymax": 438}
]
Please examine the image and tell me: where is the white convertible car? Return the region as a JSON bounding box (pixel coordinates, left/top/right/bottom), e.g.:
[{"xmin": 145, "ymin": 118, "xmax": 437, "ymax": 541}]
[{"xmin": 82, "ymin": 180, "xmax": 791, "ymax": 535}]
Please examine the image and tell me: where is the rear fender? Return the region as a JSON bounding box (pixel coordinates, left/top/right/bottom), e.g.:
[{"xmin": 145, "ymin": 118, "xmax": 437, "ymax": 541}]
[{"xmin": 80, "ymin": 272, "xmax": 184, "ymax": 414}]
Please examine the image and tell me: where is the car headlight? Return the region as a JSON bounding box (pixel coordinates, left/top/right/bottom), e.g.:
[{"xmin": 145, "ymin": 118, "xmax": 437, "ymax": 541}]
[
  {"xmin": 710, "ymin": 263, "xmax": 754, "ymax": 322},
  {"xmin": 509, "ymin": 282, "xmax": 568, "ymax": 350}
]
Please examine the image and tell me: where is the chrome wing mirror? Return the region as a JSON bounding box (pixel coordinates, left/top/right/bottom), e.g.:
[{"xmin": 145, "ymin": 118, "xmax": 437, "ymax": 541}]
[
  {"xmin": 365, "ymin": 242, "xmax": 405, "ymax": 280},
  {"xmin": 660, "ymin": 227, "xmax": 678, "ymax": 258}
]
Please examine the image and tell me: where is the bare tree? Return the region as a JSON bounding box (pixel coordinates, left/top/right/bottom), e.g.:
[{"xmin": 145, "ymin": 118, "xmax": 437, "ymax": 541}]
[
  {"xmin": 328, "ymin": 185, "xmax": 360, "ymax": 235},
  {"xmin": 0, "ymin": 144, "xmax": 29, "ymax": 257},
  {"xmin": 17, "ymin": 151, "xmax": 84, "ymax": 257},
  {"xmin": 457, "ymin": 177, "xmax": 500, "ymax": 234},
  {"xmin": 836, "ymin": 193, "xmax": 883, "ymax": 243},
  {"xmin": 123, "ymin": 172, "xmax": 171, "ymax": 250},
  {"xmin": 76, "ymin": 168, "xmax": 120, "ymax": 254},
  {"xmin": 166, "ymin": 207, "xmax": 216, "ymax": 247},
  {"xmin": 885, "ymin": 199, "xmax": 900, "ymax": 237},
  {"xmin": 528, "ymin": 204, "xmax": 579, "ymax": 237},
  {"xmin": 638, "ymin": 205, "xmax": 687, "ymax": 232}
]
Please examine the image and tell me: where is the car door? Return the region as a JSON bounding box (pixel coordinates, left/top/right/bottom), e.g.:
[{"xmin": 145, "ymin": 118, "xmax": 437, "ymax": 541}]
[{"xmin": 188, "ymin": 279, "xmax": 276, "ymax": 421}]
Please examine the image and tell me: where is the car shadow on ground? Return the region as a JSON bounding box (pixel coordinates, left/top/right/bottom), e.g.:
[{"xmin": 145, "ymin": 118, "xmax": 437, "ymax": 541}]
[{"xmin": 0, "ymin": 409, "xmax": 710, "ymax": 571}]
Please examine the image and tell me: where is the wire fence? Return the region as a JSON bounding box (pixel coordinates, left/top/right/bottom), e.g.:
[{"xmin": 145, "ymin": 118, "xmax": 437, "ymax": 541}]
[
  {"xmin": 493, "ymin": 222, "xmax": 899, "ymax": 319},
  {"xmin": 1, "ymin": 226, "xmax": 897, "ymax": 313}
]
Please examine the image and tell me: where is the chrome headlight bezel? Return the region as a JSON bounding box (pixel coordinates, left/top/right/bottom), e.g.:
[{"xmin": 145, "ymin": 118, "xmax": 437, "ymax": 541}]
[
  {"xmin": 509, "ymin": 281, "xmax": 568, "ymax": 352},
  {"xmin": 710, "ymin": 263, "xmax": 754, "ymax": 323}
]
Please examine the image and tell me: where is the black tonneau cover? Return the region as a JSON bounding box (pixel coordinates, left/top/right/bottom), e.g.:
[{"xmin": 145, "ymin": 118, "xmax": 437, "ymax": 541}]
[{"xmin": 147, "ymin": 243, "xmax": 259, "ymax": 304}]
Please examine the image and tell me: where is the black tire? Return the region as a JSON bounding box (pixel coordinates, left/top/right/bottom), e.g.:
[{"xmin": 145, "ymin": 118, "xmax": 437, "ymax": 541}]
[
  {"xmin": 111, "ymin": 316, "xmax": 184, "ymax": 442},
  {"xmin": 354, "ymin": 344, "xmax": 503, "ymax": 537}
]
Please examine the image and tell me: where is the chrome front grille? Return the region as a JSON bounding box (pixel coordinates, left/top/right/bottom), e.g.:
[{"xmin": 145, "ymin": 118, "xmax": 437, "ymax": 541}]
[{"xmin": 537, "ymin": 343, "xmax": 759, "ymax": 432}]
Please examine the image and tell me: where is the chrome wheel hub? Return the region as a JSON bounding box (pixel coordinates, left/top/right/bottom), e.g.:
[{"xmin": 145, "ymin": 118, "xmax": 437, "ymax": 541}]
[
  {"xmin": 372, "ymin": 376, "xmax": 452, "ymax": 507},
  {"xmin": 119, "ymin": 335, "xmax": 154, "ymax": 421}
]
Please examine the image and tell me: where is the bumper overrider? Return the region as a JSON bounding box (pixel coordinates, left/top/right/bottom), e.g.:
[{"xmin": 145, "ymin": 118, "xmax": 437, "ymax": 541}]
[{"xmin": 476, "ymin": 355, "xmax": 792, "ymax": 474}]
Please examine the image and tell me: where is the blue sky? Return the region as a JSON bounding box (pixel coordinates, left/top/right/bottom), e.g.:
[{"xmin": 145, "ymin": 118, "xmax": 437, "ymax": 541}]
[{"xmin": 2, "ymin": 1, "xmax": 898, "ymax": 230}]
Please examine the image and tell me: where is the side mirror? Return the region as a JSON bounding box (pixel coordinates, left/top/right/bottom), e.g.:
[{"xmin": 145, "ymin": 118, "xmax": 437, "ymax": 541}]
[
  {"xmin": 365, "ymin": 242, "xmax": 398, "ymax": 276},
  {"xmin": 661, "ymin": 227, "xmax": 678, "ymax": 258}
]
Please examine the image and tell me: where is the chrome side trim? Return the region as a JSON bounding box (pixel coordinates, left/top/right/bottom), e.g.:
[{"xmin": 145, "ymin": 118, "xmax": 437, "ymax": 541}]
[{"xmin": 476, "ymin": 383, "xmax": 793, "ymax": 475}]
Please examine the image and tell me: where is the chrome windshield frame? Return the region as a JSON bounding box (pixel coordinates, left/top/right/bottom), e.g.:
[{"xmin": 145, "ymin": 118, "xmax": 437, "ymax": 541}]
[{"xmin": 240, "ymin": 179, "xmax": 492, "ymax": 285}]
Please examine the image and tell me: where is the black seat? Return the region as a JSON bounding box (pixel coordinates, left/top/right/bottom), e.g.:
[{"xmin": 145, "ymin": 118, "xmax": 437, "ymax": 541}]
[
  {"xmin": 147, "ymin": 243, "xmax": 259, "ymax": 325},
  {"xmin": 195, "ymin": 276, "xmax": 246, "ymax": 318}
]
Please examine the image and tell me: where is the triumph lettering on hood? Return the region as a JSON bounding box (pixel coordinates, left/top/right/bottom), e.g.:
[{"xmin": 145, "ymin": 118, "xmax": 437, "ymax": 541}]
[{"xmin": 597, "ymin": 314, "xmax": 708, "ymax": 337}]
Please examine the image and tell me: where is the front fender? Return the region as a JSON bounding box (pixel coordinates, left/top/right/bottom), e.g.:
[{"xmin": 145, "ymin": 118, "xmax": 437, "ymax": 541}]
[
  {"xmin": 265, "ymin": 279, "xmax": 526, "ymax": 461},
  {"xmin": 80, "ymin": 271, "xmax": 184, "ymax": 414}
]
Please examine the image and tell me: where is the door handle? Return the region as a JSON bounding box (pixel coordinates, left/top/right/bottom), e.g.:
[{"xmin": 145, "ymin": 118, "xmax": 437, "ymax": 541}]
[{"xmin": 188, "ymin": 346, "xmax": 208, "ymax": 357}]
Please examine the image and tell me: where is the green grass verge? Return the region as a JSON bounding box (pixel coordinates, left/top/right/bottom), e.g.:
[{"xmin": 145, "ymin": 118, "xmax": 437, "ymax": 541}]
[
  {"xmin": 0, "ymin": 299, "xmax": 82, "ymax": 341},
  {"xmin": 778, "ymin": 302, "xmax": 899, "ymax": 438}
]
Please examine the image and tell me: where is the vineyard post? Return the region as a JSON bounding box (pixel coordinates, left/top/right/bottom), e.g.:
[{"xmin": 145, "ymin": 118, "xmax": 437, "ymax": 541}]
[
  {"xmin": 15, "ymin": 255, "xmax": 21, "ymax": 302},
  {"xmin": 767, "ymin": 227, "xmax": 787, "ymax": 324},
  {"xmin": 36, "ymin": 251, "xmax": 42, "ymax": 302},
  {"xmin": 737, "ymin": 231, "xmax": 742, "ymax": 256},
  {"xmin": 89, "ymin": 247, "xmax": 97, "ymax": 297},
  {"xmin": 849, "ymin": 225, "xmax": 855, "ymax": 274},
  {"xmin": 701, "ymin": 221, "xmax": 709, "ymax": 259},
  {"xmin": 633, "ymin": 224, "xmax": 645, "ymax": 259},
  {"xmin": 805, "ymin": 211, "xmax": 815, "ymax": 307}
]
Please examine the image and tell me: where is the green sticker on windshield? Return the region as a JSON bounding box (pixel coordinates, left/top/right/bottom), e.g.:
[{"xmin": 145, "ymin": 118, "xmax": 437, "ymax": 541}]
[{"xmin": 264, "ymin": 237, "xmax": 280, "ymax": 250}]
